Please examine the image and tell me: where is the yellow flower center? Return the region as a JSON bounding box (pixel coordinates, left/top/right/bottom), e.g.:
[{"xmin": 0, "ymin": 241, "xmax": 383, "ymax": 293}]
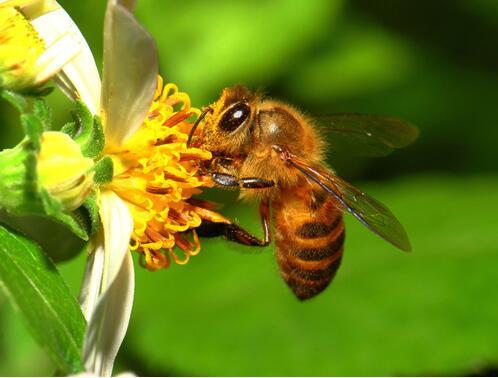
[{"xmin": 107, "ymin": 77, "xmax": 229, "ymax": 271}]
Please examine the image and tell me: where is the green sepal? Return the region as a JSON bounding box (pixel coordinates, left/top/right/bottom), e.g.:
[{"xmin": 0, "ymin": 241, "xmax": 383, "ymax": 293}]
[
  {"xmin": 60, "ymin": 121, "xmax": 78, "ymax": 138},
  {"xmin": 70, "ymin": 191, "xmax": 100, "ymax": 239},
  {"xmin": 0, "ymin": 142, "xmax": 39, "ymax": 213},
  {"xmin": 0, "ymin": 93, "xmax": 44, "ymax": 214},
  {"xmin": 82, "ymin": 192, "xmax": 100, "ymax": 237},
  {"xmin": 71, "ymin": 100, "xmax": 105, "ymax": 158},
  {"xmin": 87, "ymin": 116, "xmax": 105, "ymax": 158},
  {"xmin": 39, "ymin": 189, "xmax": 89, "ymax": 241},
  {"xmin": 93, "ymin": 156, "xmax": 114, "ymax": 185},
  {"xmin": 71, "ymin": 100, "xmax": 93, "ymax": 140}
]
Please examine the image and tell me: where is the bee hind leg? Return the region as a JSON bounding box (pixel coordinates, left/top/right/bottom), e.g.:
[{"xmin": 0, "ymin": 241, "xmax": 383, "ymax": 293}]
[{"xmin": 197, "ymin": 201, "xmax": 271, "ymax": 247}]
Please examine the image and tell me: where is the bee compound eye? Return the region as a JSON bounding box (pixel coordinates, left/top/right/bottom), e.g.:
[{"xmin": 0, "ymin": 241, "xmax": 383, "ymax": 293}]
[{"xmin": 219, "ymin": 102, "xmax": 251, "ymax": 132}]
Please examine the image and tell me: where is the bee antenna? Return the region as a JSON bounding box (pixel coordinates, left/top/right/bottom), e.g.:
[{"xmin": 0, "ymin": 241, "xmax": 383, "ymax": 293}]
[{"xmin": 187, "ymin": 107, "xmax": 213, "ymax": 148}]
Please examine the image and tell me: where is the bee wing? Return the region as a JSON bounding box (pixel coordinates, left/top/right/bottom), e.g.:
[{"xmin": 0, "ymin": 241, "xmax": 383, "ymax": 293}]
[
  {"xmin": 317, "ymin": 114, "xmax": 419, "ymax": 157},
  {"xmin": 280, "ymin": 150, "xmax": 411, "ymax": 251}
]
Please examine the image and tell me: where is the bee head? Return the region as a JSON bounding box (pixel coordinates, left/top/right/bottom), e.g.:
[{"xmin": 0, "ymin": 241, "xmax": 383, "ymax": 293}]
[{"xmin": 200, "ymin": 85, "xmax": 259, "ymax": 155}]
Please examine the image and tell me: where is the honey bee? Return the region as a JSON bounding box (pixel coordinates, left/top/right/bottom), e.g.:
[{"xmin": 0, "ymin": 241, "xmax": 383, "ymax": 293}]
[{"xmin": 188, "ymin": 85, "xmax": 418, "ymax": 300}]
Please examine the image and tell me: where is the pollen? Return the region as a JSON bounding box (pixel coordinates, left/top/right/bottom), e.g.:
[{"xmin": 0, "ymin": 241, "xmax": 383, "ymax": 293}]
[{"xmin": 108, "ymin": 77, "xmax": 229, "ymax": 271}]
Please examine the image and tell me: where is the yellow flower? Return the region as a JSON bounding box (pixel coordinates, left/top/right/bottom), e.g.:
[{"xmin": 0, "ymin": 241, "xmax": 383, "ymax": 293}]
[
  {"xmin": 107, "ymin": 76, "xmax": 224, "ymax": 270},
  {"xmin": 101, "ymin": 78, "xmax": 230, "ymax": 270},
  {"xmin": 51, "ymin": 1, "xmax": 225, "ymax": 376},
  {"xmin": 0, "ymin": 1, "xmax": 82, "ymax": 91},
  {"xmin": 55, "ymin": 1, "xmax": 225, "ymax": 275},
  {"xmin": 37, "ymin": 131, "xmax": 94, "ymax": 211}
]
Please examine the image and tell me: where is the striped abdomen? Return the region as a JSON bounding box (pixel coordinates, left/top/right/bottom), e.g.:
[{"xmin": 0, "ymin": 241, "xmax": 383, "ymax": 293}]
[{"xmin": 273, "ymin": 186, "xmax": 345, "ymax": 300}]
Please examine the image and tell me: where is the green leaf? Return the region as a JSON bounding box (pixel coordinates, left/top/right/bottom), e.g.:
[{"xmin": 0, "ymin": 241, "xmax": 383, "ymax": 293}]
[
  {"xmin": 0, "ymin": 293, "xmax": 53, "ymax": 376},
  {"xmin": 0, "ymin": 224, "xmax": 86, "ymax": 374},
  {"xmin": 0, "ymin": 210, "xmax": 87, "ymax": 264},
  {"xmin": 123, "ymin": 176, "xmax": 498, "ymax": 376}
]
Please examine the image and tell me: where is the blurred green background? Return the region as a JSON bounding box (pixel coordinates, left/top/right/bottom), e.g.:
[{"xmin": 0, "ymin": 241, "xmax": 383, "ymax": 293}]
[{"xmin": 1, "ymin": 0, "xmax": 498, "ymax": 375}]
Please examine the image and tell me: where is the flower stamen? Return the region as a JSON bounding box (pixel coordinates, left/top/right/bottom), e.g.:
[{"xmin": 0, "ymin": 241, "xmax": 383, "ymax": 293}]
[{"xmin": 108, "ymin": 76, "xmax": 220, "ymax": 271}]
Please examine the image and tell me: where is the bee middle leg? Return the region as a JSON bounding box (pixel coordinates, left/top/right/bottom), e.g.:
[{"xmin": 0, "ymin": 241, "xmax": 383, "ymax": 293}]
[
  {"xmin": 197, "ymin": 201, "xmax": 271, "ymax": 247},
  {"xmin": 211, "ymin": 172, "xmax": 275, "ymax": 189},
  {"xmin": 208, "ymin": 156, "xmax": 274, "ymax": 189}
]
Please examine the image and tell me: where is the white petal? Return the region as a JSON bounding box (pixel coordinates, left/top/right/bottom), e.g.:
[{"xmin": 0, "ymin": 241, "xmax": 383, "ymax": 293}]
[
  {"xmin": 15, "ymin": 0, "xmax": 59, "ymax": 16},
  {"xmin": 116, "ymin": 0, "xmax": 136, "ymax": 11},
  {"xmin": 80, "ymin": 191, "xmax": 134, "ymax": 376},
  {"xmin": 34, "ymin": 30, "xmax": 81, "ymax": 84},
  {"xmin": 78, "ymin": 232, "xmax": 105, "ymax": 321},
  {"xmin": 83, "ymin": 253, "xmax": 135, "ymax": 377},
  {"xmin": 101, "ymin": 1, "xmax": 158, "ymax": 147},
  {"xmin": 30, "ymin": 7, "xmax": 101, "ymax": 114},
  {"xmin": 99, "ymin": 190, "xmax": 133, "ymax": 289}
]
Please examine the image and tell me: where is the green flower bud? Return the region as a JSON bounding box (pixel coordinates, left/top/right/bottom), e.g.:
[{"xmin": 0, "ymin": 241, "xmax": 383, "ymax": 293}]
[
  {"xmin": 37, "ymin": 131, "xmax": 95, "ymax": 211},
  {"xmin": 0, "ymin": 131, "xmax": 94, "ymax": 214}
]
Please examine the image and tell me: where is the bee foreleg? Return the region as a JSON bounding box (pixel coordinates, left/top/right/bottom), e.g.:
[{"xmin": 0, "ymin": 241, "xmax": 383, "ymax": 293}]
[{"xmin": 211, "ymin": 172, "xmax": 274, "ymax": 189}]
